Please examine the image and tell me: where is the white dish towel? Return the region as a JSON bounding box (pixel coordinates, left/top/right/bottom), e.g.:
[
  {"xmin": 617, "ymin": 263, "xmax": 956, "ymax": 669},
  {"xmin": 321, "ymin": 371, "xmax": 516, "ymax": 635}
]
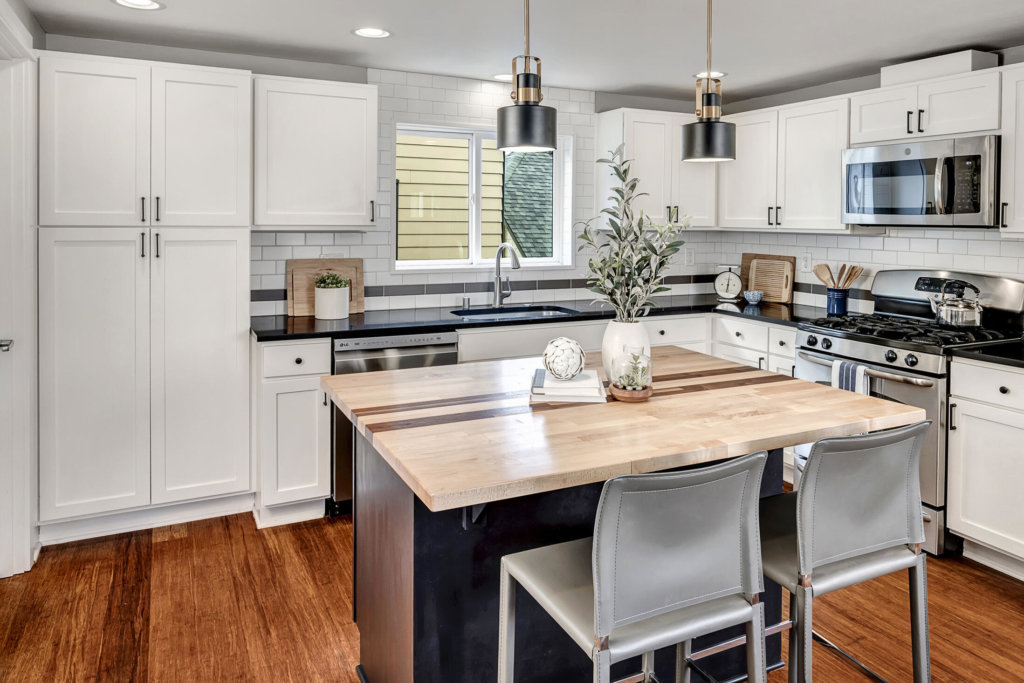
[{"xmin": 793, "ymin": 360, "xmax": 870, "ymax": 488}]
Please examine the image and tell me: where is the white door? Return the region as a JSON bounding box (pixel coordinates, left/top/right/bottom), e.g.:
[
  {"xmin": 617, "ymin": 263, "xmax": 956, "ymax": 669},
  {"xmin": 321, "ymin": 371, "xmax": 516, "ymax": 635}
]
[
  {"xmin": 39, "ymin": 228, "xmax": 151, "ymax": 520},
  {"xmin": 623, "ymin": 110, "xmax": 674, "ymax": 225},
  {"xmin": 776, "ymin": 98, "xmax": 849, "ymax": 231},
  {"xmin": 0, "ymin": 63, "xmax": 14, "ymax": 575},
  {"xmin": 672, "ymin": 114, "xmax": 717, "ymax": 228},
  {"xmin": 1001, "ymin": 67, "xmax": 1024, "ymax": 235},
  {"xmin": 917, "ymin": 72, "xmax": 1000, "ymax": 138},
  {"xmin": 948, "ymin": 398, "xmax": 1024, "ymax": 559},
  {"xmin": 849, "ymin": 85, "xmax": 917, "ymax": 144},
  {"xmin": 259, "ymin": 378, "xmax": 331, "ymax": 506},
  {"xmin": 39, "ymin": 57, "xmax": 151, "ymax": 226},
  {"xmin": 151, "ymin": 67, "xmax": 252, "ymax": 227},
  {"xmin": 718, "ymin": 109, "xmax": 778, "ymax": 229},
  {"xmin": 150, "ymin": 228, "xmax": 250, "ymax": 503},
  {"xmin": 255, "ymin": 77, "xmax": 378, "ymax": 227}
]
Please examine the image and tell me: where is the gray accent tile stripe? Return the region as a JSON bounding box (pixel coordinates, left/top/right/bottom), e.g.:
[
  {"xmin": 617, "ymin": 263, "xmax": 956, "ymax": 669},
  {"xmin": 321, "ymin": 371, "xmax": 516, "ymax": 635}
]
[
  {"xmin": 793, "ymin": 282, "xmax": 873, "ymax": 300},
  {"xmin": 251, "ymin": 289, "xmax": 287, "ymax": 302}
]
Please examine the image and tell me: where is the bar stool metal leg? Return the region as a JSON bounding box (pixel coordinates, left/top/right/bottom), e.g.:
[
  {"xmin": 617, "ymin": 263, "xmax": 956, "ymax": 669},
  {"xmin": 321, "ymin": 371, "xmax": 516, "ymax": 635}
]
[
  {"xmin": 787, "ymin": 594, "xmax": 799, "ymax": 683},
  {"xmin": 909, "ymin": 554, "xmax": 931, "ymax": 683},
  {"xmin": 498, "ymin": 563, "xmax": 516, "ymax": 683},
  {"xmin": 642, "ymin": 651, "xmax": 656, "ymax": 682}
]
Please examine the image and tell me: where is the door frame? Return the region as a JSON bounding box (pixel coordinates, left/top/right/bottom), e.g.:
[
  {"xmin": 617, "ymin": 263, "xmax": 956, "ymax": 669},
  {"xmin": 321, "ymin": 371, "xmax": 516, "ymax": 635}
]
[{"xmin": 0, "ymin": 2, "xmax": 37, "ymax": 579}]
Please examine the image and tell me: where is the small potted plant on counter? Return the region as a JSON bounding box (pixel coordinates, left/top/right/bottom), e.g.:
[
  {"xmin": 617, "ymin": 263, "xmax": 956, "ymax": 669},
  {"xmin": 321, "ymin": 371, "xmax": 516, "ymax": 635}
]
[
  {"xmin": 578, "ymin": 144, "xmax": 686, "ymax": 381},
  {"xmin": 314, "ymin": 272, "xmax": 351, "ymax": 320},
  {"xmin": 609, "ymin": 347, "xmax": 653, "ymax": 402}
]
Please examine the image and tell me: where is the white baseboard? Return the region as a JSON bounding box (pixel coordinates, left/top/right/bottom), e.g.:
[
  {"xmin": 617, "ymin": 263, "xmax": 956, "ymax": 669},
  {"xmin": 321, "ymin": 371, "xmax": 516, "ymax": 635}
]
[
  {"xmin": 253, "ymin": 498, "xmax": 326, "ymax": 529},
  {"xmin": 38, "ymin": 493, "xmax": 255, "ymax": 546},
  {"xmin": 963, "ymin": 540, "xmax": 1024, "ymax": 583},
  {"xmin": 783, "ymin": 461, "xmax": 794, "ymax": 485}
]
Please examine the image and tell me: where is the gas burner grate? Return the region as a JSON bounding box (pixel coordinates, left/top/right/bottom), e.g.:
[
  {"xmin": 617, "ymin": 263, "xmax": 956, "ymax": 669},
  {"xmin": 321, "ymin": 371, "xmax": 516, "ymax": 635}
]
[{"xmin": 804, "ymin": 314, "xmax": 1006, "ymax": 348}]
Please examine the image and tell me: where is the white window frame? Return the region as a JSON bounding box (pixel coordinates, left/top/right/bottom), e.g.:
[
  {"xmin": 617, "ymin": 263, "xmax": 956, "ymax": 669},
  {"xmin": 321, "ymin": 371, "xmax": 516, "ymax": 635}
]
[{"xmin": 394, "ymin": 123, "xmax": 573, "ymax": 271}]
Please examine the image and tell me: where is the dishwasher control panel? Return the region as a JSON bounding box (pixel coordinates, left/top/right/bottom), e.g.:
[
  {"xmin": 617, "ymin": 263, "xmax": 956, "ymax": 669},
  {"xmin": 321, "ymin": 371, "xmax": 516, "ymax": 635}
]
[{"xmin": 334, "ymin": 331, "xmax": 459, "ymax": 352}]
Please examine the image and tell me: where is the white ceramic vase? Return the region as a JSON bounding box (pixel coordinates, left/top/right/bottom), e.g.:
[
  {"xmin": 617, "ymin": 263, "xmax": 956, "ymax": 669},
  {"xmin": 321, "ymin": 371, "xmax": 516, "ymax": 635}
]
[
  {"xmin": 601, "ymin": 320, "xmax": 650, "ymax": 380},
  {"xmin": 314, "ymin": 286, "xmax": 350, "ymax": 320}
]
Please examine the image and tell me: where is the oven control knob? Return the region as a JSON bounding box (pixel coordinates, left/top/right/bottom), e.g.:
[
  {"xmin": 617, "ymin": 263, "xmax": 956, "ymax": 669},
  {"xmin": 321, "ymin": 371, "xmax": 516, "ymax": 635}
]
[
  {"xmin": 806, "ymin": 335, "xmax": 818, "ymax": 347},
  {"xmin": 885, "ymin": 350, "xmax": 898, "ymax": 363},
  {"xmin": 905, "ymin": 354, "xmax": 919, "ymax": 367},
  {"xmin": 820, "ymin": 338, "xmax": 832, "ymax": 350}
]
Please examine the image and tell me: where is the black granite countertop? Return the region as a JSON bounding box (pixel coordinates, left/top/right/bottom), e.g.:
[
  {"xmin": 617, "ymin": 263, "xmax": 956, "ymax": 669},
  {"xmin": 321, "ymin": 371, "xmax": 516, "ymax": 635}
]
[
  {"xmin": 950, "ymin": 338, "xmax": 1024, "ymax": 371},
  {"xmin": 250, "ymin": 295, "xmax": 827, "ymax": 342}
]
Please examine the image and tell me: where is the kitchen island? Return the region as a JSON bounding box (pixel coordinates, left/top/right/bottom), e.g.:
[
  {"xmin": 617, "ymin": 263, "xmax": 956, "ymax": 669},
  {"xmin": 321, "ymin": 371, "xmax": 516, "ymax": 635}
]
[{"xmin": 323, "ymin": 346, "xmax": 925, "ymax": 682}]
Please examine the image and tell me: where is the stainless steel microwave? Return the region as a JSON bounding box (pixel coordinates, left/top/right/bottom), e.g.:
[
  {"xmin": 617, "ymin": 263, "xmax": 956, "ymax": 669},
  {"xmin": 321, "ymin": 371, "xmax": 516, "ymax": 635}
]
[{"xmin": 842, "ymin": 135, "xmax": 999, "ymax": 227}]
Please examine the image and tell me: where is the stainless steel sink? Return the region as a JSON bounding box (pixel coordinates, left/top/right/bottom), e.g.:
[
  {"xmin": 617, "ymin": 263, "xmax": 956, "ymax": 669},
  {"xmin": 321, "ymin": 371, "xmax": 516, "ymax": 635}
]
[{"xmin": 451, "ymin": 305, "xmax": 579, "ymax": 321}]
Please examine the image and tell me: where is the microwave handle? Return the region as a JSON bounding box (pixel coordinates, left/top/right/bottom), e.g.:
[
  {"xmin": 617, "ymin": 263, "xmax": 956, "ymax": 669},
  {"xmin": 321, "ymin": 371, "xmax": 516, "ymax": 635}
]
[{"xmin": 934, "ymin": 157, "xmax": 948, "ymax": 215}]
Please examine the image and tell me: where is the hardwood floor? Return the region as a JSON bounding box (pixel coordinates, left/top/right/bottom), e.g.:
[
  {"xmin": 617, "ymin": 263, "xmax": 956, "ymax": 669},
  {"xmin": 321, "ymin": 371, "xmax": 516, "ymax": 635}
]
[{"xmin": 1, "ymin": 512, "xmax": 1022, "ymax": 682}]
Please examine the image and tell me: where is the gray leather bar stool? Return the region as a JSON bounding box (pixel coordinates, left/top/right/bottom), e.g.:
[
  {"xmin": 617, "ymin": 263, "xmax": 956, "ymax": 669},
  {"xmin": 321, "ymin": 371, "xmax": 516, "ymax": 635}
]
[
  {"xmin": 759, "ymin": 421, "xmax": 932, "ymax": 683},
  {"xmin": 498, "ymin": 451, "xmax": 769, "ymax": 683}
]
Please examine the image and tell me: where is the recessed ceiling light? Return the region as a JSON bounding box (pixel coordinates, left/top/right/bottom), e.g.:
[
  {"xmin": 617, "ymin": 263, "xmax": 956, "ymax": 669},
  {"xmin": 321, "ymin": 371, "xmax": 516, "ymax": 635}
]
[
  {"xmin": 694, "ymin": 71, "xmax": 726, "ymax": 79},
  {"xmin": 112, "ymin": 0, "xmax": 164, "ymax": 9},
  {"xmin": 493, "ymin": 74, "xmax": 514, "ymax": 82},
  {"xmin": 353, "ymin": 27, "xmax": 390, "ymax": 38}
]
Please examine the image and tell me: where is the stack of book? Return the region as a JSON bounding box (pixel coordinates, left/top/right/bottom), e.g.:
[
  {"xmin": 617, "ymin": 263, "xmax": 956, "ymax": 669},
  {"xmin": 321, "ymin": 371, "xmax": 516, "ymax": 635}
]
[{"xmin": 530, "ymin": 369, "xmax": 607, "ymax": 403}]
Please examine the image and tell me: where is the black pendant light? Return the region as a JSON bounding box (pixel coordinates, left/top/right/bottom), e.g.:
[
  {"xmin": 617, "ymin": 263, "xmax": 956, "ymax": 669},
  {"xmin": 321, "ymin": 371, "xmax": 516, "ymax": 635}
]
[
  {"xmin": 682, "ymin": 0, "xmax": 735, "ymax": 162},
  {"xmin": 497, "ymin": 0, "xmax": 557, "ymax": 152}
]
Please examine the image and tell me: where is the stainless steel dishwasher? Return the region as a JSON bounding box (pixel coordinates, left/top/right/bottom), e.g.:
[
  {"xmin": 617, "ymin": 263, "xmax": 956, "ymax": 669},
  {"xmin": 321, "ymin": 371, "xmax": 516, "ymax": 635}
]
[{"xmin": 330, "ymin": 331, "xmax": 459, "ymax": 514}]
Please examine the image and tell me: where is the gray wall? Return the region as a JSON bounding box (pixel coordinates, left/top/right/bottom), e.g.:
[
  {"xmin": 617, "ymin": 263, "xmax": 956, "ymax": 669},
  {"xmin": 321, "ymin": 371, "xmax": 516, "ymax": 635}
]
[
  {"xmin": 5, "ymin": 0, "xmax": 43, "ymax": 48},
  {"xmin": 44, "ymin": 34, "xmax": 367, "ymax": 82}
]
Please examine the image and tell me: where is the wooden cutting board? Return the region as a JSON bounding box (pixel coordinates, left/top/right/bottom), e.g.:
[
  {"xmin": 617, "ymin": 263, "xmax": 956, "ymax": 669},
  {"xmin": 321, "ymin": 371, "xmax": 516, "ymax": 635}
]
[
  {"xmin": 749, "ymin": 259, "xmax": 794, "ymax": 304},
  {"xmin": 740, "ymin": 253, "xmax": 796, "ymax": 303},
  {"xmin": 286, "ymin": 258, "xmax": 364, "ymax": 317}
]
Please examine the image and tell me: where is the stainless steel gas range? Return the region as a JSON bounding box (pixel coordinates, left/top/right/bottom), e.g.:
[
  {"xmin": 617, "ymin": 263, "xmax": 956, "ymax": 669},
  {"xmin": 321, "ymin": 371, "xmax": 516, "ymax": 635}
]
[{"xmin": 795, "ymin": 269, "xmax": 1024, "ymax": 555}]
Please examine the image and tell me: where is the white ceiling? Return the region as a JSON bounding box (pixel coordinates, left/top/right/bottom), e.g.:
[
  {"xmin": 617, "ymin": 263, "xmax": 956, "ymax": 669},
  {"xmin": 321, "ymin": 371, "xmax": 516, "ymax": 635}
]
[{"xmin": 24, "ymin": 0, "xmax": 1024, "ymax": 100}]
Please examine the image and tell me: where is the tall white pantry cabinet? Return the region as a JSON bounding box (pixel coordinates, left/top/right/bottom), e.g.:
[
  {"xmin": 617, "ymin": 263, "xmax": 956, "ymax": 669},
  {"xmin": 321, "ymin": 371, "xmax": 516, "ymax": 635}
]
[{"xmin": 37, "ymin": 53, "xmax": 252, "ymax": 523}]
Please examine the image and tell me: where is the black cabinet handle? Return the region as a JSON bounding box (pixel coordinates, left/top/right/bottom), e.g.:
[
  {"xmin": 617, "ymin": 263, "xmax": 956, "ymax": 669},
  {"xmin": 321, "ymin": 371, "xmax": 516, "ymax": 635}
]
[
  {"xmin": 673, "ymin": 206, "xmax": 680, "ymax": 223},
  {"xmin": 758, "ymin": 357, "xmax": 765, "ymax": 370},
  {"xmin": 667, "ymin": 206, "xmax": 672, "ymax": 221},
  {"xmin": 768, "ymin": 206, "xmax": 774, "ymax": 225},
  {"xmin": 917, "ymin": 109, "xmax": 924, "ymax": 133},
  {"xmin": 1002, "ymin": 202, "xmax": 1009, "ymax": 228},
  {"xmin": 658, "ymin": 329, "xmax": 666, "ymax": 336},
  {"xmin": 155, "ymin": 196, "xmax": 160, "ymax": 222},
  {"xmin": 370, "ymin": 200, "xmax": 375, "ymax": 222},
  {"xmin": 776, "ymin": 206, "xmax": 782, "ymax": 226},
  {"xmin": 155, "ymin": 233, "xmax": 160, "ymax": 258},
  {"xmin": 906, "ymin": 111, "xmax": 913, "ymax": 135},
  {"xmin": 295, "ymin": 357, "xmax": 304, "ymax": 365},
  {"xmin": 141, "ymin": 196, "xmax": 146, "ymax": 223},
  {"xmin": 949, "ymin": 403, "xmax": 957, "ymax": 431},
  {"xmin": 323, "ymin": 392, "xmax": 328, "ymax": 406},
  {"xmin": 140, "ymin": 232, "xmax": 146, "ymax": 258},
  {"xmin": 1000, "ymin": 386, "xmax": 1010, "ymax": 395},
  {"xmin": 735, "ymin": 331, "xmax": 742, "ymax": 338}
]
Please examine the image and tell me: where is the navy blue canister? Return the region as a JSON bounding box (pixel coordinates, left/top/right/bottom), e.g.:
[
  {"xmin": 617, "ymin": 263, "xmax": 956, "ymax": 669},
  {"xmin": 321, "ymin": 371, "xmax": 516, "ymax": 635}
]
[{"xmin": 826, "ymin": 288, "xmax": 849, "ymax": 316}]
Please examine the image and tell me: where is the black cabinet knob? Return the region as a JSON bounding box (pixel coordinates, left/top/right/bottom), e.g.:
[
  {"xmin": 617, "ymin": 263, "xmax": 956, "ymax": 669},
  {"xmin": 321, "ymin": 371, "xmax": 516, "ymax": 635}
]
[
  {"xmin": 1000, "ymin": 386, "xmax": 1010, "ymax": 394},
  {"xmin": 778, "ymin": 340, "xmax": 785, "ymax": 347},
  {"xmin": 295, "ymin": 358, "xmax": 304, "ymax": 365},
  {"xmin": 735, "ymin": 331, "xmax": 742, "ymax": 338},
  {"xmin": 659, "ymin": 329, "xmax": 666, "ymax": 336}
]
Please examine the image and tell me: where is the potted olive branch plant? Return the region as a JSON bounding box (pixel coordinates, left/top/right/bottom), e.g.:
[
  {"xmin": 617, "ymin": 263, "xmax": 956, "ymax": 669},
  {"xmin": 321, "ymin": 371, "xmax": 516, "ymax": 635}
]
[
  {"xmin": 577, "ymin": 144, "xmax": 687, "ymax": 387},
  {"xmin": 314, "ymin": 272, "xmax": 351, "ymax": 320}
]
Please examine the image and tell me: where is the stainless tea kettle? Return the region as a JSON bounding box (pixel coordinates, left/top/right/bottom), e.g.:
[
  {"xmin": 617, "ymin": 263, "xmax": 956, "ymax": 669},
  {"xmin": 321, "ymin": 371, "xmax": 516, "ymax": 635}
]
[{"xmin": 930, "ymin": 280, "xmax": 983, "ymax": 327}]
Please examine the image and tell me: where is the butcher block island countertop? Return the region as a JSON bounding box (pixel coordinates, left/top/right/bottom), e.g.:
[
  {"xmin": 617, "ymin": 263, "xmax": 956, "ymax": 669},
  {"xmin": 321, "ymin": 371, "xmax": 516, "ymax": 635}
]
[{"xmin": 323, "ymin": 345, "xmax": 925, "ymax": 512}]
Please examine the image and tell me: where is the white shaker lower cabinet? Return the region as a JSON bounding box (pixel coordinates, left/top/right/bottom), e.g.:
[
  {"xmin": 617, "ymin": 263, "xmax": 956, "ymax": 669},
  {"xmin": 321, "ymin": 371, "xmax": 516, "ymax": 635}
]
[
  {"xmin": 39, "ymin": 228, "xmax": 151, "ymax": 520},
  {"xmin": 948, "ymin": 359, "xmax": 1024, "ymax": 565},
  {"xmin": 39, "ymin": 227, "xmax": 250, "ymax": 523},
  {"xmin": 253, "ymin": 339, "xmax": 332, "ymax": 524},
  {"xmin": 150, "ymin": 229, "xmax": 250, "ymax": 503},
  {"xmin": 254, "ymin": 76, "xmax": 378, "ymax": 227}
]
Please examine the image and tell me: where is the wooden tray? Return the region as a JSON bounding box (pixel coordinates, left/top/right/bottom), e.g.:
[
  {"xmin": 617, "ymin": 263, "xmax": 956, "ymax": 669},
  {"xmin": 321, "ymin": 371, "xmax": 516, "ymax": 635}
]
[
  {"xmin": 286, "ymin": 258, "xmax": 364, "ymax": 317},
  {"xmin": 740, "ymin": 253, "xmax": 796, "ymax": 303}
]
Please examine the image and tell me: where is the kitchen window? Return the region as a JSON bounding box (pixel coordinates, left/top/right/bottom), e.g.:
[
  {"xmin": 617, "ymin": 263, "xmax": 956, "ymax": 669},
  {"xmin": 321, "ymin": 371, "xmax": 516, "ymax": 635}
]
[{"xmin": 395, "ymin": 124, "xmax": 573, "ymax": 269}]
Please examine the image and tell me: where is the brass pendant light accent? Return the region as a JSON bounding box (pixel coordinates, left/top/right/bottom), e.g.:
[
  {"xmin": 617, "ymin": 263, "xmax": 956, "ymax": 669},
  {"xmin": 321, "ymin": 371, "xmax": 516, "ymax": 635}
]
[
  {"xmin": 497, "ymin": 0, "xmax": 557, "ymax": 152},
  {"xmin": 682, "ymin": 0, "xmax": 736, "ymax": 162}
]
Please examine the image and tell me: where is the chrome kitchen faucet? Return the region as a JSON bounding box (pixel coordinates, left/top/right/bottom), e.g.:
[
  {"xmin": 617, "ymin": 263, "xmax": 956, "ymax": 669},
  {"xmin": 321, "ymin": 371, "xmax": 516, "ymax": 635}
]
[{"xmin": 492, "ymin": 242, "xmax": 521, "ymax": 307}]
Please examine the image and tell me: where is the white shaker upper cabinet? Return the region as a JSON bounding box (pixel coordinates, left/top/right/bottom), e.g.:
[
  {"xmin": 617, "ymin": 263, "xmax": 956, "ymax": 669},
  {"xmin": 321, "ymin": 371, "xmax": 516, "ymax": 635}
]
[
  {"xmin": 671, "ymin": 113, "xmax": 718, "ymax": 228},
  {"xmin": 39, "ymin": 57, "xmax": 151, "ymax": 226},
  {"xmin": 848, "ymin": 85, "xmax": 917, "ymax": 144},
  {"xmin": 255, "ymin": 76, "xmax": 378, "ymax": 227},
  {"xmin": 150, "ymin": 228, "xmax": 250, "ymax": 504},
  {"xmin": 717, "ymin": 109, "xmax": 779, "ymax": 229},
  {"xmin": 622, "ymin": 110, "xmax": 675, "ymax": 225},
  {"xmin": 916, "ymin": 71, "xmax": 1000, "ymax": 138},
  {"xmin": 151, "ymin": 67, "xmax": 252, "ymax": 226},
  {"xmin": 1000, "ymin": 66, "xmax": 1024, "ymax": 235},
  {"xmin": 39, "ymin": 228, "xmax": 151, "ymax": 520},
  {"xmin": 776, "ymin": 98, "xmax": 850, "ymax": 231}
]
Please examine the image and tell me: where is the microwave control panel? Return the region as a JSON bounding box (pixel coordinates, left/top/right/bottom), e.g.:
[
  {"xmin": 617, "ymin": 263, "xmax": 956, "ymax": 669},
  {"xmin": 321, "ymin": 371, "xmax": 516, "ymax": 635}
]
[{"xmin": 951, "ymin": 155, "xmax": 981, "ymax": 214}]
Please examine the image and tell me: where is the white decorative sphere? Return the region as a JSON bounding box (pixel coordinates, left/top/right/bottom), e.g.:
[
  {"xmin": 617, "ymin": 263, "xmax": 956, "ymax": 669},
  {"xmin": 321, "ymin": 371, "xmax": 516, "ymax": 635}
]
[{"xmin": 543, "ymin": 337, "xmax": 586, "ymax": 380}]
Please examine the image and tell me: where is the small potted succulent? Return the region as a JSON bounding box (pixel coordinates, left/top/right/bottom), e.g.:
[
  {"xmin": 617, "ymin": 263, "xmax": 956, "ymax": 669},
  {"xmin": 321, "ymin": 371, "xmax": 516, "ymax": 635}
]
[
  {"xmin": 314, "ymin": 272, "xmax": 351, "ymax": 320},
  {"xmin": 609, "ymin": 347, "xmax": 653, "ymax": 402}
]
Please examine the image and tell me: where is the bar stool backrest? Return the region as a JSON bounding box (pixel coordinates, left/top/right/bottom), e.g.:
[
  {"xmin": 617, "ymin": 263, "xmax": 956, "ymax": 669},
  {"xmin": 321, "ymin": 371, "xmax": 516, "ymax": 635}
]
[
  {"xmin": 796, "ymin": 421, "xmax": 931, "ymax": 576},
  {"xmin": 592, "ymin": 451, "xmax": 767, "ymax": 637}
]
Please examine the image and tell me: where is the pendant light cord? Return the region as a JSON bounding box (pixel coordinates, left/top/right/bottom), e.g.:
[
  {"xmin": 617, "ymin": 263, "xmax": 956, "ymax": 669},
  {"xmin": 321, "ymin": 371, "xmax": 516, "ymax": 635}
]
[
  {"xmin": 705, "ymin": 0, "xmax": 712, "ymax": 92},
  {"xmin": 523, "ymin": 0, "xmax": 531, "ymax": 72}
]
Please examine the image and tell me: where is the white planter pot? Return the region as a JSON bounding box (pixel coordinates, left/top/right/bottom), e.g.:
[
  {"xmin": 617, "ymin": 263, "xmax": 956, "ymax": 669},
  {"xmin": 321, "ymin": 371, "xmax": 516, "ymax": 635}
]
[
  {"xmin": 601, "ymin": 320, "xmax": 650, "ymax": 380},
  {"xmin": 314, "ymin": 287, "xmax": 350, "ymax": 320}
]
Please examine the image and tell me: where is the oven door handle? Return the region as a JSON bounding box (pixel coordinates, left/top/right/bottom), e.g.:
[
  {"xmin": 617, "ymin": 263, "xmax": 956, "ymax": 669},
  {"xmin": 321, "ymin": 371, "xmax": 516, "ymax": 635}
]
[{"xmin": 798, "ymin": 352, "xmax": 936, "ymax": 387}]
